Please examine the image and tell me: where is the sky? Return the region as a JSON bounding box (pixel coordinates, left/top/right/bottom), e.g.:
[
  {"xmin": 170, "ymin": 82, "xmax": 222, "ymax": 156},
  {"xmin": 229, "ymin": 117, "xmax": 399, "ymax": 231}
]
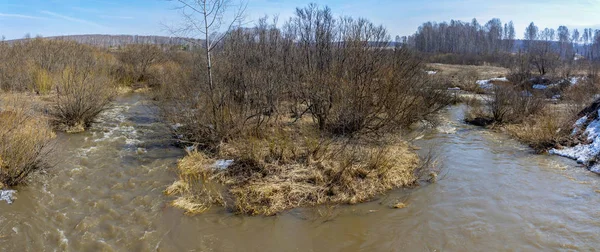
[{"xmin": 1, "ymin": 0, "xmax": 599, "ymax": 40}]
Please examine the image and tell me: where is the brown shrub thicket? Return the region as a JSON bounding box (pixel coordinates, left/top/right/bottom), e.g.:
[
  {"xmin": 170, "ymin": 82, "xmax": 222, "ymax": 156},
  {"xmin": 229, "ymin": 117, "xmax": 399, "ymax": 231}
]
[
  {"xmin": 116, "ymin": 44, "xmax": 165, "ymax": 85},
  {"xmin": 159, "ymin": 5, "xmax": 449, "ymax": 215},
  {"xmin": 466, "ymin": 85, "xmax": 545, "ymax": 125},
  {"xmin": 0, "ymin": 39, "xmax": 118, "ymax": 132},
  {"xmin": 50, "ymin": 43, "xmax": 116, "ymax": 131},
  {"xmin": 158, "ymin": 11, "xmax": 453, "ymax": 148},
  {"xmin": 0, "ymin": 97, "xmax": 55, "ymax": 187}
]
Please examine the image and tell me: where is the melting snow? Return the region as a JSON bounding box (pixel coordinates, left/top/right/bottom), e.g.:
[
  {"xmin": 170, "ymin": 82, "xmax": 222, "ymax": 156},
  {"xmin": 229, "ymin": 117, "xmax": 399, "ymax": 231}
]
[
  {"xmin": 476, "ymin": 77, "xmax": 508, "ymax": 89},
  {"xmin": 214, "ymin": 160, "xmax": 234, "ymax": 169},
  {"xmin": 0, "ymin": 190, "xmax": 16, "ymax": 204},
  {"xmin": 550, "ymin": 113, "xmax": 600, "ymax": 171},
  {"xmin": 532, "ymin": 84, "xmax": 548, "ymax": 90},
  {"xmin": 171, "ymin": 123, "xmax": 183, "ymax": 130}
]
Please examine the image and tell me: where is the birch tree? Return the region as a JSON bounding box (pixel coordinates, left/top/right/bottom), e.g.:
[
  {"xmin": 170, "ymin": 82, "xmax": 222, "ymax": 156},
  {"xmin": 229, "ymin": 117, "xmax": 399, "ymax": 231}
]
[
  {"xmin": 169, "ymin": 0, "xmax": 246, "ymax": 137},
  {"xmin": 172, "ymin": 0, "xmax": 245, "ymax": 91}
]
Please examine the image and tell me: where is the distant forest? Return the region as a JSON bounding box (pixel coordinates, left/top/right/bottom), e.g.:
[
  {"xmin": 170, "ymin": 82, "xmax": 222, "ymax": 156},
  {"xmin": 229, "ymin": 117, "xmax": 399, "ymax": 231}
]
[
  {"xmin": 404, "ymin": 18, "xmax": 600, "ymax": 61},
  {"xmin": 4, "ymin": 34, "xmax": 200, "ymax": 49},
  {"xmin": 3, "ymin": 18, "xmax": 599, "ymax": 63}
]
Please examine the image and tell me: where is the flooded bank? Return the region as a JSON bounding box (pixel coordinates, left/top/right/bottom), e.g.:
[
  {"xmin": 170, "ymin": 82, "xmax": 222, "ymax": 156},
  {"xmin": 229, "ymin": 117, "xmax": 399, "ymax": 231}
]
[{"xmin": 1, "ymin": 96, "xmax": 599, "ymax": 251}]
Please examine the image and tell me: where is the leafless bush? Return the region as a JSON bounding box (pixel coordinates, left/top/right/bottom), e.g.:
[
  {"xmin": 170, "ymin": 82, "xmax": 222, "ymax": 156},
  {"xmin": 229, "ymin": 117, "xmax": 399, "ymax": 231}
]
[
  {"xmin": 116, "ymin": 44, "xmax": 165, "ymax": 85},
  {"xmin": 51, "ymin": 46, "xmax": 115, "ymax": 132},
  {"xmin": 467, "ymin": 85, "xmax": 545, "ymax": 125},
  {"xmin": 0, "ymin": 97, "xmax": 55, "ymax": 187}
]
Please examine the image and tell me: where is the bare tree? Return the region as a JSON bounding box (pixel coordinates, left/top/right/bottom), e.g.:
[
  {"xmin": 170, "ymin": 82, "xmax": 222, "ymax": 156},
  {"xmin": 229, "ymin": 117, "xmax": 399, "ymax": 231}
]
[
  {"xmin": 170, "ymin": 0, "xmax": 246, "ymax": 93},
  {"xmin": 169, "ymin": 0, "xmax": 247, "ymax": 138},
  {"xmin": 524, "ymin": 22, "xmax": 538, "ymax": 52}
]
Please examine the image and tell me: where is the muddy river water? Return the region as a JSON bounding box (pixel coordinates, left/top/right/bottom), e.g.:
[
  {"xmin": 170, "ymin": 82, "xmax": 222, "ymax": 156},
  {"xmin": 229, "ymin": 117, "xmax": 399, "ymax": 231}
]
[{"xmin": 1, "ymin": 94, "xmax": 600, "ymax": 251}]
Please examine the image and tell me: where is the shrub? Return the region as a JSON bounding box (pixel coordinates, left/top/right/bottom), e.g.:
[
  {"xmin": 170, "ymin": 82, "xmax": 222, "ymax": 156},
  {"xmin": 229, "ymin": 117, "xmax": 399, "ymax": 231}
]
[
  {"xmin": 31, "ymin": 67, "xmax": 53, "ymax": 95},
  {"xmin": 326, "ymin": 47, "xmax": 453, "ymax": 136},
  {"xmin": 51, "ymin": 65, "xmax": 115, "ymax": 132},
  {"xmin": 0, "ymin": 98, "xmax": 55, "ymax": 187},
  {"xmin": 116, "ymin": 44, "xmax": 165, "ymax": 84},
  {"xmin": 467, "ymin": 85, "xmax": 545, "ymax": 125}
]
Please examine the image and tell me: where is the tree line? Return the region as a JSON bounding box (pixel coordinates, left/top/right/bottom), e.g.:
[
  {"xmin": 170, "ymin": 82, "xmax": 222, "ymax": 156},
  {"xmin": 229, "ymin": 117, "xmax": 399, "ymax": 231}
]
[{"xmin": 408, "ymin": 18, "xmax": 600, "ymax": 62}]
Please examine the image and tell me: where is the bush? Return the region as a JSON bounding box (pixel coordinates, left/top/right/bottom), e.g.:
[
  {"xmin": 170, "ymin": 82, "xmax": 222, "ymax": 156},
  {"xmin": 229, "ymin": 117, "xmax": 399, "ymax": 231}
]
[
  {"xmin": 467, "ymin": 85, "xmax": 545, "ymax": 125},
  {"xmin": 116, "ymin": 44, "xmax": 165, "ymax": 84},
  {"xmin": 0, "ymin": 98, "xmax": 55, "ymax": 187},
  {"xmin": 31, "ymin": 67, "xmax": 53, "ymax": 95},
  {"xmin": 326, "ymin": 47, "xmax": 453, "ymax": 136},
  {"xmin": 51, "ymin": 50, "xmax": 115, "ymax": 132}
]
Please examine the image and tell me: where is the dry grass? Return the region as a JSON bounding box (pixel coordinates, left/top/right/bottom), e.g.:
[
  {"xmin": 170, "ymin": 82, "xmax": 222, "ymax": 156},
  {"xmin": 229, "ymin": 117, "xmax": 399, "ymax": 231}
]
[
  {"xmin": 504, "ymin": 107, "xmax": 575, "ymax": 152},
  {"xmin": 427, "ymin": 63, "xmax": 509, "ymax": 79},
  {"xmin": 165, "ymin": 151, "xmax": 224, "ymax": 215},
  {"xmin": 0, "ymin": 96, "xmax": 55, "ymax": 187},
  {"xmin": 428, "ymin": 63, "xmax": 510, "ymax": 93},
  {"xmin": 166, "ymin": 126, "xmax": 421, "ymax": 216}
]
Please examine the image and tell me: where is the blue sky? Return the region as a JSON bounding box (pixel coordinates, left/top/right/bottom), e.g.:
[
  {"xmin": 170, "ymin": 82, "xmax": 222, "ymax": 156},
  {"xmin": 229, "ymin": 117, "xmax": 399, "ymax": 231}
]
[{"xmin": 1, "ymin": 0, "xmax": 599, "ymax": 40}]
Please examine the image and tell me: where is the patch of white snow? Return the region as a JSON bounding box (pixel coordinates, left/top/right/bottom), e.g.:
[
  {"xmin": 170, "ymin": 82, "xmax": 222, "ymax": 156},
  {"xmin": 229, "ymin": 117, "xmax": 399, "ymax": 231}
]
[
  {"xmin": 0, "ymin": 190, "xmax": 16, "ymax": 204},
  {"xmin": 550, "ymin": 116, "xmax": 600, "ymax": 165},
  {"xmin": 214, "ymin": 160, "xmax": 234, "ymax": 169},
  {"xmin": 476, "ymin": 77, "xmax": 509, "ymax": 89}
]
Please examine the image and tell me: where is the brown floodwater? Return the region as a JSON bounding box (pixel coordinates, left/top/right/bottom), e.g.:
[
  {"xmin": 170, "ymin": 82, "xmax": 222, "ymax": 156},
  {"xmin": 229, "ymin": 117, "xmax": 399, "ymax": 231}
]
[{"xmin": 1, "ymin": 94, "xmax": 600, "ymax": 251}]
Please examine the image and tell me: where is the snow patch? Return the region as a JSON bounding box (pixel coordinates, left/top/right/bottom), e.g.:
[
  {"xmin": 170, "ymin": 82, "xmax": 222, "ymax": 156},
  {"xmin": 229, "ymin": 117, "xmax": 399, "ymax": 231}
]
[
  {"xmin": 214, "ymin": 160, "xmax": 234, "ymax": 169},
  {"xmin": 532, "ymin": 84, "xmax": 548, "ymax": 90},
  {"xmin": 425, "ymin": 71, "xmax": 437, "ymax": 75},
  {"xmin": 550, "ymin": 115, "xmax": 600, "ymax": 167},
  {"xmin": 570, "ymin": 77, "xmax": 581, "ymax": 85},
  {"xmin": 0, "ymin": 190, "xmax": 16, "ymax": 204},
  {"xmin": 476, "ymin": 77, "xmax": 508, "ymax": 89},
  {"xmin": 171, "ymin": 123, "xmax": 183, "ymax": 130}
]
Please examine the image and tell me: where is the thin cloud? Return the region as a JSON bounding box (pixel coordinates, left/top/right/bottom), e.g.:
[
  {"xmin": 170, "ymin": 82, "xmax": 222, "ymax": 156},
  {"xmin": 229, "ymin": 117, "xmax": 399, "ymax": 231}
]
[
  {"xmin": 40, "ymin": 10, "xmax": 104, "ymax": 28},
  {"xmin": 0, "ymin": 13, "xmax": 45, "ymax": 20},
  {"xmin": 99, "ymin": 15, "xmax": 134, "ymax": 20}
]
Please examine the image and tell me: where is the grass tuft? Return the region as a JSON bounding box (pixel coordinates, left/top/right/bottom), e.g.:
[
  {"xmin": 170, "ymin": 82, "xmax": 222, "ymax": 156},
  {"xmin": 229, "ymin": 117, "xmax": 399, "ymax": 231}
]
[{"xmin": 166, "ymin": 129, "xmax": 421, "ymax": 216}]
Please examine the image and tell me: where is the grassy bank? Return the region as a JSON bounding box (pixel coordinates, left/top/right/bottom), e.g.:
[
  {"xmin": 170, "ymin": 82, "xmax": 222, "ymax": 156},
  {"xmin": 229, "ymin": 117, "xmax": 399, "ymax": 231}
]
[{"xmin": 463, "ymin": 82, "xmax": 595, "ymax": 152}]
